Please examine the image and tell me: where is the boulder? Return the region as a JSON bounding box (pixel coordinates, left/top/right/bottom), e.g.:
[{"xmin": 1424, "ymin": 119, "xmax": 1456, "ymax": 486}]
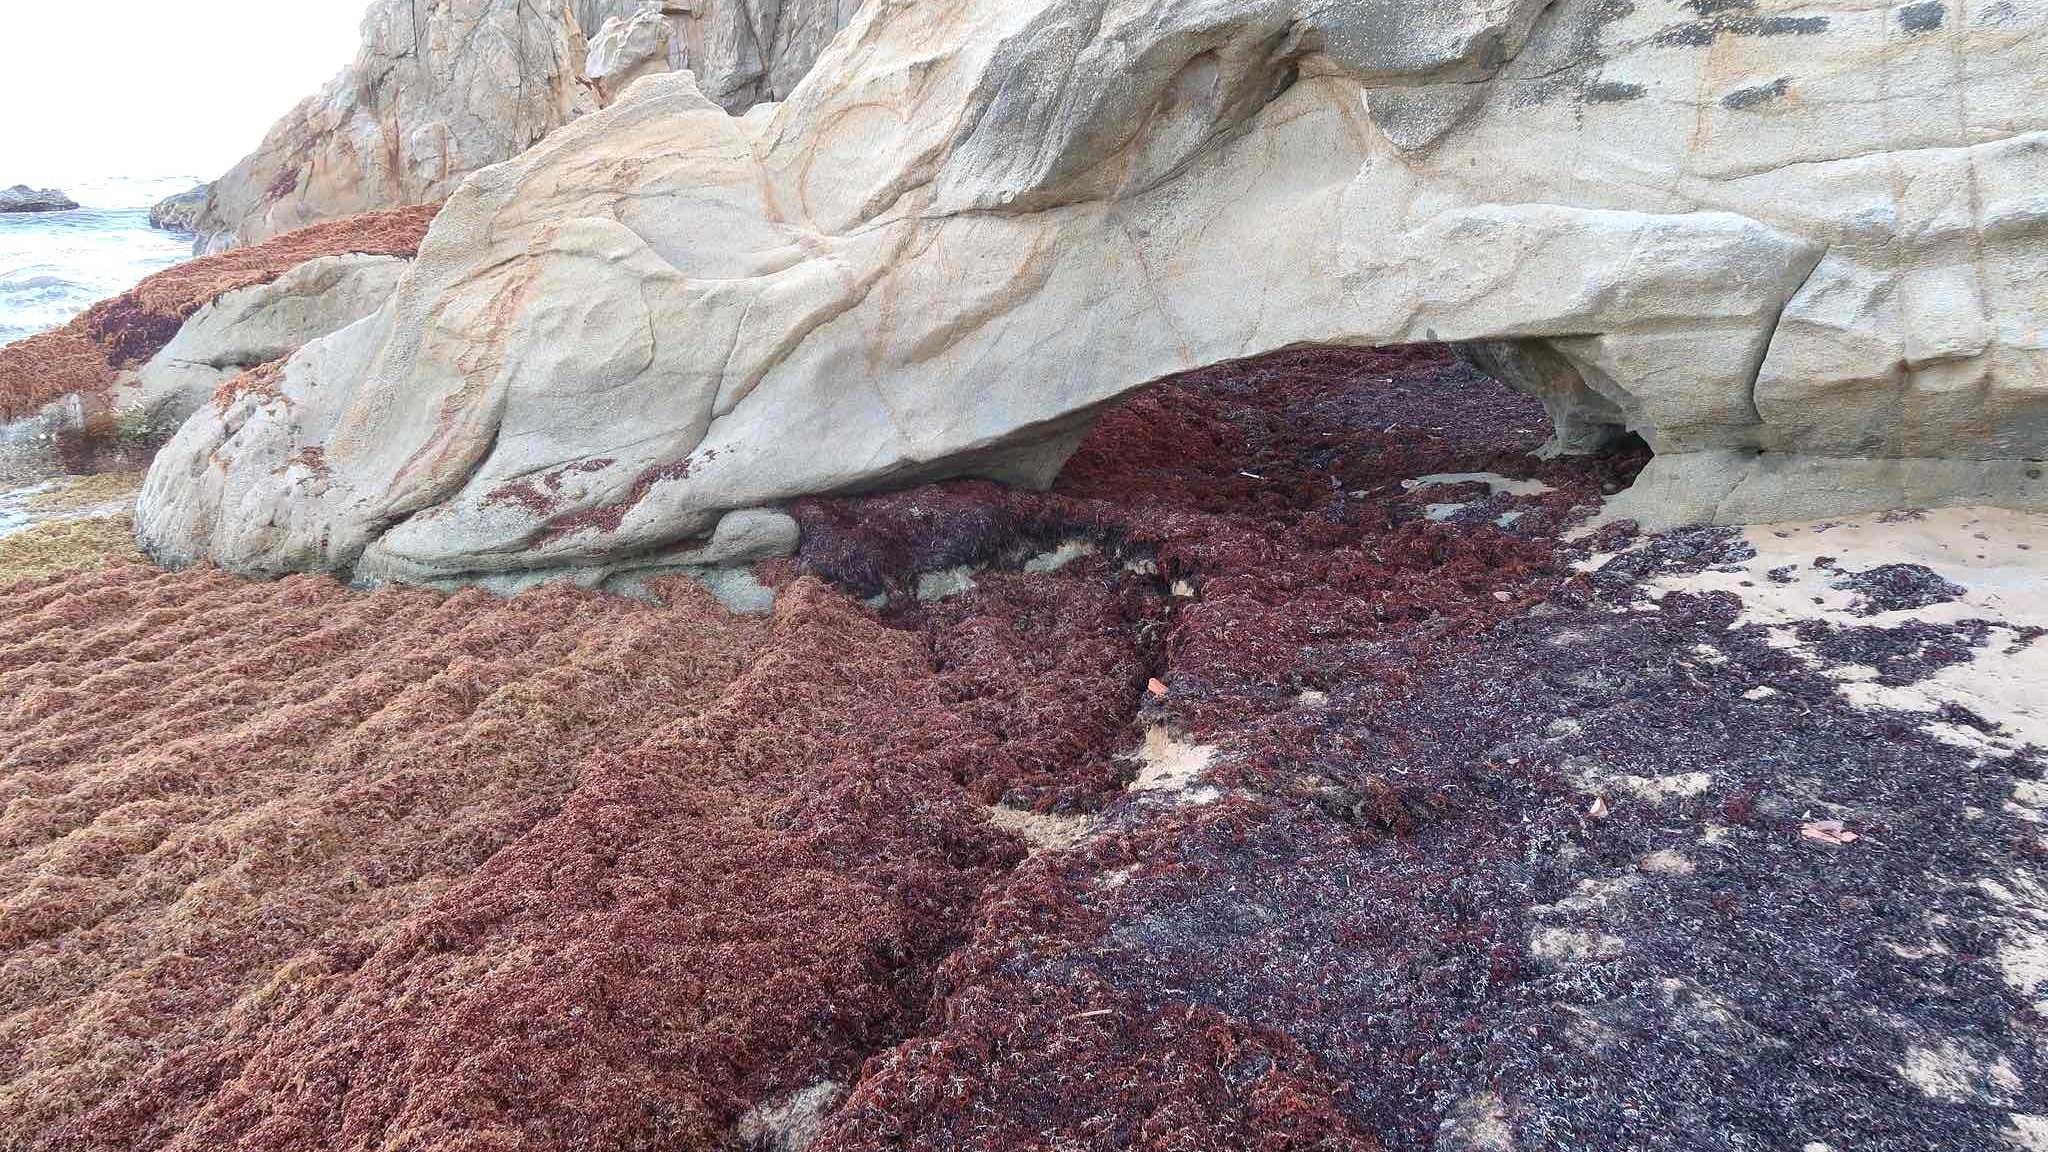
[
  {"xmin": 114, "ymin": 253, "xmax": 409, "ymax": 427},
  {"xmin": 0, "ymin": 185, "xmax": 78, "ymax": 214},
  {"xmin": 147, "ymin": 184, "xmax": 211, "ymax": 233},
  {"xmin": 140, "ymin": 0, "xmax": 2048, "ymax": 581},
  {"xmin": 187, "ymin": 0, "xmax": 862, "ymax": 251},
  {"xmin": 586, "ymin": 5, "xmax": 680, "ymax": 104},
  {"xmin": 0, "ymin": 205, "xmax": 437, "ymax": 426},
  {"xmin": 609, "ymin": 0, "xmax": 866, "ymax": 110}
]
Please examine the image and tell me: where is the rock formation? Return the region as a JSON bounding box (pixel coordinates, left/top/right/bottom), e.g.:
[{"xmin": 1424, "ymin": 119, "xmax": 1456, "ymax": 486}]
[
  {"xmin": 186, "ymin": 0, "xmax": 861, "ymax": 251},
  {"xmin": 0, "ymin": 186, "xmax": 78, "ymax": 214},
  {"xmin": 141, "ymin": 0, "xmax": 2048, "ymax": 584},
  {"xmin": 147, "ymin": 184, "xmax": 211, "ymax": 233},
  {"xmin": 0, "ymin": 206, "xmax": 437, "ymax": 427},
  {"xmin": 116, "ymin": 253, "xmax": 408, "ymax": 427},
  {"xmin": 579, "ymin": 0, "xmax": 866, "ymax": 108}
]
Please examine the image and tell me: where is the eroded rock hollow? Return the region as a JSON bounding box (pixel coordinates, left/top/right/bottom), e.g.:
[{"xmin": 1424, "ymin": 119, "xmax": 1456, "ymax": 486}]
[{"xmin": 139, "ymin": 0, "xmax": 2048, "ymax": 585}]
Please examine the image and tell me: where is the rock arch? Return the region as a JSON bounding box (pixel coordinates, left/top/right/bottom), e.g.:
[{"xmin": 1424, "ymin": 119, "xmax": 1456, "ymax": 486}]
[{"xmin": 139, "ymin": 0, "xmax": 2048, "ymax": 583}]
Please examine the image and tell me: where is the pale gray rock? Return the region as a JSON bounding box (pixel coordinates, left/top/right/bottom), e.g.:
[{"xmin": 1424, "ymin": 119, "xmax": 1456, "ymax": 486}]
[
  {"xmin": 114, "ymin": 254, "xmax": 409, "ymax": 428},
  {"xmin": 141, "ymin": 0, "xmax": 2048, "ymax": 580},
  {"xmin": 579, "ymin": 0, "xmax": 865, "ymax": 110},
  {"xmin": 1459, "ymin": 340, "xmax": 1636, "ymax": 458},
  {"xmin": 0, "ymin": 186, "xmax": 78, "ymax": 214},
  {"xmin": 1602, "ymin": 452, "xmax": 2048, "ymax": 533},
  {"xmin": 586, "ymin": 5, "xmax": 680, "ymax": 104},
  {"xmin": 187, "ymin": 0, "xmax": 596, "ymax": 251}
]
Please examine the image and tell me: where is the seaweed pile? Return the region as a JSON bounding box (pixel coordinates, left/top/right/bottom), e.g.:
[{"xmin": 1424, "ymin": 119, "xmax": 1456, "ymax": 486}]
[
  {"xmin": 3, "ymin": 346, "xmax": 2042, "ymax": 1150},
  {"xmin": 793, "ymin": 347, "xmax": 2046, "ymax": 1150}
]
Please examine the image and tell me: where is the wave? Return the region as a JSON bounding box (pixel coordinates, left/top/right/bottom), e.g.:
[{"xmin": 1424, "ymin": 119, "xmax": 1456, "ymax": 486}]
[{"xmin": 0, "ymin": 187, "xmax": 197, "ymax": 349}]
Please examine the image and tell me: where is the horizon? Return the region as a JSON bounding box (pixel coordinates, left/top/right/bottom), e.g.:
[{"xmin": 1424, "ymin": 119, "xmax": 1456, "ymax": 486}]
[{"xmin": 0, "ymin": 0, "xmax": 366, "ymax": 189}]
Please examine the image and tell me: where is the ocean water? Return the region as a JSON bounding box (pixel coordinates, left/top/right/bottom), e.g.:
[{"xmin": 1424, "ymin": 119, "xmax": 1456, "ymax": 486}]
[{"xmin": 0, "ymin": 175, "xmax": 204, "ymax": 348}]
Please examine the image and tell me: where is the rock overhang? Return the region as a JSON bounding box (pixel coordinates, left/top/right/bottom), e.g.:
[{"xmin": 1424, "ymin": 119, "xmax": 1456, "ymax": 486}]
[{"xmin": 136, "ymin": 0, "xmax": 2048, "ymax": 584}]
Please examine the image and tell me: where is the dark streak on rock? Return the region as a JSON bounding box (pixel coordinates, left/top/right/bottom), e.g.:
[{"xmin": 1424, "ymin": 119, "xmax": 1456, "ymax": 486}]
[
  {"xmin": 1654, "ymin": 14, "xmax": 1828, "ymax": 46},
  {"xmin": 1898, "ymin": 1, "xmax": 1946, "ymax": 32},
  {"xmin": 1722, "ymin": 76, "xmax": 1791, "ymax": 109},
  {"xmin": 1507, "ymin": 0, "xmax": 1638, "ymax": 108},
  {"xmin": 1586, "ymin": 81, "xmax": 1648, "ymax": 103},
  {"xmin": 1759, "ymin": 15, "xmax": 1830, "ymax": 34}
]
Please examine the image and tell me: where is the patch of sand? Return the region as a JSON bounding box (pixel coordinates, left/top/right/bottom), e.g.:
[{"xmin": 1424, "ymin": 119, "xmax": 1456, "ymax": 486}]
[
  {"xmin": 1402, "ymin": 472, "xmax": 1557, "ymax": 498},
  {"xmin": 1023, "ymin": 540, "xmax": 1098, "ymax": 573},
  {"xmin": 1639, "ymin": 508, "xmax": 2048, "ymax": 752},
  {"xmin": 1897, "ymin": 1040, "xmax": 2022, "ymax": 1105},
  {"xmin": 987, "ymin": 805, "xmax": 1102, "ymax": 854},
  {"xmin": 1638, "ymin": 849, "xmax": 1695, "ymax": 876},
  {"xmin": 1570, "ymin": 755, "xmax": 1712, "ymax": 805},
  {"xmin": 2008, "ymin": 1114, "xmax": 2048, "ymax": 1151},
  {"xmin": 1530, "ymin": 927, "xmax": 1626, "ymax": 965},
  {"xmin": 1126, "ymin": 726, "xmax": 1220, "ymax": 804},
  {"xmin": 1438, "ymin": 1091, "xmax": 1516, "ymax": 1151},
  {"xmin": 1980, "ymin": 872, "xmax": 2048, "ymax": 1013}
]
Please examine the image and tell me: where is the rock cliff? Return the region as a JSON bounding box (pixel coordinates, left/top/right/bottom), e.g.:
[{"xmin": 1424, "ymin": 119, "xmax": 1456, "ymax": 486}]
[
  {"xmin": 142, "ymin": 0, "xmax": 2048, "ymax": 582},
  {"xmin": 186, "ymin": 0, "xmax": 861, "ymax": 251}
]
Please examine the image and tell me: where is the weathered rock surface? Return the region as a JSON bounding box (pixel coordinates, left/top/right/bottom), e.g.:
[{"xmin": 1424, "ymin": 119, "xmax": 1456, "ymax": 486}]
[
  {"xmin": 187, "ymin": 0, "xmax": 861, "ymax": 251},
  {"xmin": 142, "ymin": 0, "xmax": 2048, "ymax": 582},
  {"xmin": 147, "ymin": 184, "xmax": 210, "ymax": 233},
  {"xmin": 185, "ymin": 1, "xmax": 592, "ymax": 253},
  {"xmin": 0, "ymin": 186, "xmax": 78, "ymax": 214},
  {"xmin": 580, "ymin": 0, "xmax": 866, "ymax": 109}
]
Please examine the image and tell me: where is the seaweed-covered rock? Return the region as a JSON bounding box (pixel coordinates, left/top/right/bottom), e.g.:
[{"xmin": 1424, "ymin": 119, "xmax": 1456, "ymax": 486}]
[
  {"xmin": 142, "ymin": 0, "xmax": 2048, "ymax": 584},
  {"xmin": 0, "ymin": 205, "xmax": 437, "ymax": 425}
]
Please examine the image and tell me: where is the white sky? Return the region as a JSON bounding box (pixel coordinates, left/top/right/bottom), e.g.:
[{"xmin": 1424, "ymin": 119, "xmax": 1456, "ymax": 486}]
[{"xmin": 0, "ymin": 1, "xmax": 369, "ymax": 185}]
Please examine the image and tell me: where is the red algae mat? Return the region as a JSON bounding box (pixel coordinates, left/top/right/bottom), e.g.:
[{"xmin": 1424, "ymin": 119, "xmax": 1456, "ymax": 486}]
[
  {"xmin": 0, "ymin": 559, "xmax": 1141, "ymax": 1147},
  {"xmin": 4, "ymin": 346, "xmax": 2045, "ymax": 1150},
  {"xmin": 793, "ymin": 347, "xmax": 2047, "ymax": 1150},
  {"xmin": 0, "ymin": 205, "xmax": 438, "ymax": 423},
  {"xmin": 0, "ymin": 567, "xmax": 759, "ymax": 1145}
]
